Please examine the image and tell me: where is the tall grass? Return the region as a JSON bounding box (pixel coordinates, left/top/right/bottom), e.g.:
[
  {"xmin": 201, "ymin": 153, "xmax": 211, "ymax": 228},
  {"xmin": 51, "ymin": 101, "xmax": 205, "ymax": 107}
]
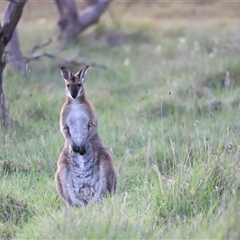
[{"xmin": 0, "ymin": 1, "xmax": 240, "ymax": 239}]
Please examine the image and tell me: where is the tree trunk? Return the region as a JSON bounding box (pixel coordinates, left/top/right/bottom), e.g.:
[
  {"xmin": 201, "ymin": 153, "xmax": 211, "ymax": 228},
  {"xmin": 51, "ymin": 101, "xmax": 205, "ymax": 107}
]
[
  {"xmin": 55, "ymin": 0, "xmax": 79, "ymax": 40},
  {"xmin": 4, "ymin": 2, "xmax": 26, "ymax": 74},
  {"xmin": 0, "ymin": 0, "xmax": 27, "ymax": 127},
  {"xmin": 0, "ymin": 40, "xmax": 9, "ymax": 126},
  {"xmin": 5, "ymin": 30, "xmax": 26, "ymax": 73},
  {"xmin": 55, "ymin": 0, "xmax": 112, "ymax": 40}
]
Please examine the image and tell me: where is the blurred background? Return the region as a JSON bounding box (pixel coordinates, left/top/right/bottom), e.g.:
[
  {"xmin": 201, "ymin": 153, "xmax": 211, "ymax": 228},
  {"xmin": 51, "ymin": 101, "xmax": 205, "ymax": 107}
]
[{"xmin": 1, "ymin": 1, "xmax": 240, "ymax": 239}]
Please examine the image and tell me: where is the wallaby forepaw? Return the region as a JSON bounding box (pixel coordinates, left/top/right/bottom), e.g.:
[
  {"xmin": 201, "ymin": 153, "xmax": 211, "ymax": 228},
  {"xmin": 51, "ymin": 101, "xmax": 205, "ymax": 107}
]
[
  {"xmin": 72, "ymin": 144, "xmax": 80, "ymax": 153},
  {"xmin": 79, "ymin": 145, "xmax": 86, "ymax": 155}
]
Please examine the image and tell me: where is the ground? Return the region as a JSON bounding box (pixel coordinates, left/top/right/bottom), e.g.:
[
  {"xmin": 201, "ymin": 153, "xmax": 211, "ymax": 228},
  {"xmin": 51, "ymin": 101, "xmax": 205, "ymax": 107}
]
[{"xmin": 0, "ymin": 1, "xmax": 240, "ymax": 239}]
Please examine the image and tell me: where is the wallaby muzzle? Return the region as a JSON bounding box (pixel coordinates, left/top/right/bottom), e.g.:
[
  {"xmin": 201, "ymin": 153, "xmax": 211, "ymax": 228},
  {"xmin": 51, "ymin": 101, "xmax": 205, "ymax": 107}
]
[{"xmin": 71, "ymin": 91, "xmax": 78, "ymax": 99}]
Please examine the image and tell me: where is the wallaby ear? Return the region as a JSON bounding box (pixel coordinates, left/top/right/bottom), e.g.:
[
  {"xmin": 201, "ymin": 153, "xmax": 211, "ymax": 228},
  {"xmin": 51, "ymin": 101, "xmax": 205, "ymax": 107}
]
[
  {"xmin": 76, "ymin": 65, "xmax": 89, "ymax": 81},
  {"xmin": 60, "ymin": 67, "xmax": 72, "ymax": 81}
]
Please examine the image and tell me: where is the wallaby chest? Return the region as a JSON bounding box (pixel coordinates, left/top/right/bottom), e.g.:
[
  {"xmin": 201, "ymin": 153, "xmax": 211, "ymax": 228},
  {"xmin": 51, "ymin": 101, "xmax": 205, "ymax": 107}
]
[{"xmin": 65, "ymin": 103, "xmax": 89, "ymax": 145}]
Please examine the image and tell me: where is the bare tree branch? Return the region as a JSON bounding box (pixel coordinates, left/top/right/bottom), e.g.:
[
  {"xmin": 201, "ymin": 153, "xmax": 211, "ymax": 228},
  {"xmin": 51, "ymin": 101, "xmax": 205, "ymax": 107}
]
[
  {"xmin": 78, "ymin": 0, "xmax": 112, "ymax": 32},
  {"xmin": 55, "ymin": 0, "xmax": 113, "ymax": 40}
]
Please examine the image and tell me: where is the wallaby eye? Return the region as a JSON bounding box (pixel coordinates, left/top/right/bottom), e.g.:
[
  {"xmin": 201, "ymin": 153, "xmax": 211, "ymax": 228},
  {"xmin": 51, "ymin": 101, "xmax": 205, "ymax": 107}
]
[
  {"xmin": 77, "ymin": 83, "xmax": 82, "ymax": 87},
  {"xmin": 66, "ymin": 84, "xmax": 70, "ymax": 88}
]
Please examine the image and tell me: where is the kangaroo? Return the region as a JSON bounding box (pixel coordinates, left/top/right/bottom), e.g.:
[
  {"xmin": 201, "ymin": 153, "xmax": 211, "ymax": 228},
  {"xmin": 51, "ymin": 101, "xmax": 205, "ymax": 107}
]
[{"xmin": 55, "ymin": 65, "xmax": 117, "ymax": 207}]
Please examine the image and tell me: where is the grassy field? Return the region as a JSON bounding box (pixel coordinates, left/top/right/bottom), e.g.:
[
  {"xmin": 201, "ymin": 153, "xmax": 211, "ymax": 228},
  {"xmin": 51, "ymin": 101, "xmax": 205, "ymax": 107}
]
[{"xmin": 1, "ymin": 1, "xmax": 240, "ymax": 239}]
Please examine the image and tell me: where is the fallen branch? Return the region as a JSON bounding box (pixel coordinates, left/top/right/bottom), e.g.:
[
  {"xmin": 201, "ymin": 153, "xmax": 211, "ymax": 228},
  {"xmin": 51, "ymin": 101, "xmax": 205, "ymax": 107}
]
[
  {"xmin": 5, "ymin": 37, "xmax": 107, "ymax": 70},
  {"xmin": 25, "ymin": 51, "xmax": 107, "ymax": 69}
]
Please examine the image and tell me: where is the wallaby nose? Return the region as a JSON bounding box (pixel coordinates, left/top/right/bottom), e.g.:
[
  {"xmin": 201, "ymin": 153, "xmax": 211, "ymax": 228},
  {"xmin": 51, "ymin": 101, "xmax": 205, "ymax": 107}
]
[{"xmin": 71, "ymin": 91, "xmax": 78, "ymax": 99}]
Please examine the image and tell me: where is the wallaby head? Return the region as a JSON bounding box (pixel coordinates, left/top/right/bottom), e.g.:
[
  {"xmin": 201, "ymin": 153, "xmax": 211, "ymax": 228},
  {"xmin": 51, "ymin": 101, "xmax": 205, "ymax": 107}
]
[{"xmin": 60, "ymin": 65, "xmax": 89, "ymax": 99}]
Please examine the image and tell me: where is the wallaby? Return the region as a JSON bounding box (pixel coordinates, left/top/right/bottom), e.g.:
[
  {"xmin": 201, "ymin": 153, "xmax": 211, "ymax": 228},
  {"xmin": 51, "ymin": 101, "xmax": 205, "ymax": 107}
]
[{"xmin": 55, "ymin": 65, "xmax": 117, "ymax": 207}]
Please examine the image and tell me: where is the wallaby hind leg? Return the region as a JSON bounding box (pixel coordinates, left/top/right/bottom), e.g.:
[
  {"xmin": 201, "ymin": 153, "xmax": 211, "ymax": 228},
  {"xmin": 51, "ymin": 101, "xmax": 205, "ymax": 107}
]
[
  {"xmin": 56, "ymin": 168, "xmax": 88, "ymax": 207},
  {"xmin": 102, "ymin": 150, "xmax": 117, "ymax": 194},
  {"xmin": 90, "ymin": 149, "xmax": 117, "ymax": 203},
  {"xmin": 55, "ymin": 171, "xmax": 73, "ymax": 207}
]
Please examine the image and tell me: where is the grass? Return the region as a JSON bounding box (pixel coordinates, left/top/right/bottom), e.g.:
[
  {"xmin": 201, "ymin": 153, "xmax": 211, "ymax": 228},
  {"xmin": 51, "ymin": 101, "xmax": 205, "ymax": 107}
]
[{"xmin": 1, "ymin": 1, "xmax": 240, "ymax": 239}]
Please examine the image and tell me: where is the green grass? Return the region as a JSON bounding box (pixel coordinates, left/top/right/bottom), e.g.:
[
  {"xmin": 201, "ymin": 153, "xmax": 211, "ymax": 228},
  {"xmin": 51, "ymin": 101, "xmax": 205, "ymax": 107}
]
[{"xmin": 1, "ymin": 1, "xmax": 240, "ymax": 239}]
